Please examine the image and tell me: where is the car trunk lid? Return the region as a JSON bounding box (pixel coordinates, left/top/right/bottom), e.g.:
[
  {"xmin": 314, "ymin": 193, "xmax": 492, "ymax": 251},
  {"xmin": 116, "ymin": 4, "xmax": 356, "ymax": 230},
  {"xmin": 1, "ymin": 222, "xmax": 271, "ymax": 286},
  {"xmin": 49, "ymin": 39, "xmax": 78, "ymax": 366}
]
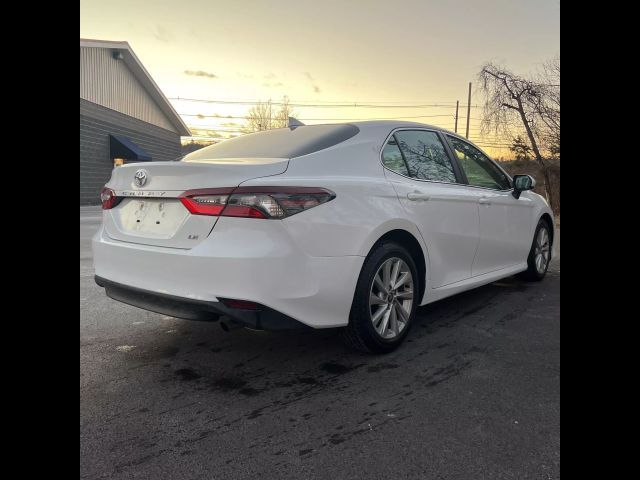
[{"xmin": 102, "ymin": 158, "xmax": 288, "ymax": 249}]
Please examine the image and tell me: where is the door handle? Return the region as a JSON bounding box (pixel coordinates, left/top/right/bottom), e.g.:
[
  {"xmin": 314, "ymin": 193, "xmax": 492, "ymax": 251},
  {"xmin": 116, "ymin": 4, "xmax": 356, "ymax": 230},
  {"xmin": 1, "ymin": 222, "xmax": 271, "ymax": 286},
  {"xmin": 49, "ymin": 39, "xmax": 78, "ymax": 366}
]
[
  {"xmin": 407, "ymin": 192, "xmax": 430, "ymax": 201},
  {"xmin": 478, "ymin": 197, "xmax": 491, "ymax": 205}
]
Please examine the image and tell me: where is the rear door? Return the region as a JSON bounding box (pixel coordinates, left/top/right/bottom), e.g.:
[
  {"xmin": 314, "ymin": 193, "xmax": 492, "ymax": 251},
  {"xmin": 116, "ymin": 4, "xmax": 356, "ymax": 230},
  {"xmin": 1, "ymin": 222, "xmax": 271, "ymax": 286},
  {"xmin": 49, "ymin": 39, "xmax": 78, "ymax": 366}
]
[
  {"xmin": 382, "ymin": 129, "xmax": 480, "ymax": 288},
  {"xmin": 445, "ymin": 135, "xmax": 534, "ymax": 276}
]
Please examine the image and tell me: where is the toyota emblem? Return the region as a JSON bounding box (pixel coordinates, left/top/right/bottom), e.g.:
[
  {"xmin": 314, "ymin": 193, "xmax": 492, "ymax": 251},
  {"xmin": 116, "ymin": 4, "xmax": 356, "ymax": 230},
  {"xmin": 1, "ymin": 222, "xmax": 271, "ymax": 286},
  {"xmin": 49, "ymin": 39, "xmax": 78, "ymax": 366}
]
[{"xmin": 134, "ymin": 169, "xmax": 148, "ymax": 187}]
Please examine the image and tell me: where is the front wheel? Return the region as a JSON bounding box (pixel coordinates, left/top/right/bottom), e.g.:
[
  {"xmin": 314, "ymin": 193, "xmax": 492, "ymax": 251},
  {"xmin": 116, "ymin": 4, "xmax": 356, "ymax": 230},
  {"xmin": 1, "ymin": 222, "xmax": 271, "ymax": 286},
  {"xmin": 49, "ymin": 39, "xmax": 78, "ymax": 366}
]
[
  {"xmin": 519, "ymin": 219, "xmax": 552, "ymax": 281},
  {"xmin": 340, "ymin": 242, "xmax": 418, "ymax": 353}
]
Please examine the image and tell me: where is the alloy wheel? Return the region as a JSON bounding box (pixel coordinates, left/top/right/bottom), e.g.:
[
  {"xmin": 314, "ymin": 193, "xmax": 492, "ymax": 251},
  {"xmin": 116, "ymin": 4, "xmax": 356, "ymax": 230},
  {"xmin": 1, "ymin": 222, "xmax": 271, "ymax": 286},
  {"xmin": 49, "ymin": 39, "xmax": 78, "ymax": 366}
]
[
  {"xmin": 369, "ymin": 257, "xmax": 414, "ymax": 339},
  {"xmin": 534, "ymin": 227, "xmax": 550, "ymax": 274}
]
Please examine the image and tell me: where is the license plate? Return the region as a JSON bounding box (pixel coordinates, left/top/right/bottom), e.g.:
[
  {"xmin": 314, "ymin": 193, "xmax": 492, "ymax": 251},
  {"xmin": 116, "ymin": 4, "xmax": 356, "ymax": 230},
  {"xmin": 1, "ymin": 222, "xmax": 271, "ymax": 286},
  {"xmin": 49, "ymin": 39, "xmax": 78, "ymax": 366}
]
[{"xmin": 117, "ymin": 199, "xmax": 188, "ymax": 236}]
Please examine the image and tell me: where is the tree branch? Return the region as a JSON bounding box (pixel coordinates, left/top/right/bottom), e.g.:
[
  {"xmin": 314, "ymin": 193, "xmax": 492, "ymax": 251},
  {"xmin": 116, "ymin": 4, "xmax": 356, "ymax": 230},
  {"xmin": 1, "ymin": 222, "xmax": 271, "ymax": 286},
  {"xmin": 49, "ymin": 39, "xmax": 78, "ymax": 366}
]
[{"xmin": 501, "ymin": 103, "xmax": 519, "ymax": 111}]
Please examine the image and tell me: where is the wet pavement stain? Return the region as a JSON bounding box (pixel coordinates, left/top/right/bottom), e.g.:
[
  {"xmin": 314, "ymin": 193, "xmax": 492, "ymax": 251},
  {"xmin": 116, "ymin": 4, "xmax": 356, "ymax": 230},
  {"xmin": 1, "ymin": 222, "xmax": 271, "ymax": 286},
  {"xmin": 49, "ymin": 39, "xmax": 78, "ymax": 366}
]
[
  {"xmin": 238, "ymin": 387, "xmax": 261, "ymax": 397},
  {"xmin": 320, "ymin": 362, "xmax": 356, "ymax": 374},
  {"xmin": 297, "ymin": 376, "xmax": 319, "ymax": 385},
  {"xmin": 174, "ymin": 368, "xmax": 201, "ymax": 381},
  {"xmin": 212, "ymin": 377, "xmax": 247, "ymax": 391},
  {"xmin": 367, "ymin": 363, "xmax": 399, "ymax": 373},
  {"xmin": 246, "ymin": 407, "xmax": 267, "ymax": 420}
]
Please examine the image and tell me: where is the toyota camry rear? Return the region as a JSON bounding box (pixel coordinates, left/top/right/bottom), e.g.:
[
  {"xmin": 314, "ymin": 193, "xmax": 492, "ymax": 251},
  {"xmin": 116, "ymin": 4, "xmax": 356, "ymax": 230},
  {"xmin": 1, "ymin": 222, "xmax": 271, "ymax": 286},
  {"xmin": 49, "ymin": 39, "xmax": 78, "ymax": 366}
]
[{"xmin": 93, "ymin": 121, "xmax": 554, "ymax": 353}]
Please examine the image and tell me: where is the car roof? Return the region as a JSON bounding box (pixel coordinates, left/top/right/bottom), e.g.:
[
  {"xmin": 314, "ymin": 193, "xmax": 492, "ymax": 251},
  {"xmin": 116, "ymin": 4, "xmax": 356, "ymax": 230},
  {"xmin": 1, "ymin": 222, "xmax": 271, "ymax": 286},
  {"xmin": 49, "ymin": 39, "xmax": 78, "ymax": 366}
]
[
  {"xmin": 348, "ymin": 120, "xmax": 442, "ymax": 129},
  {"xmin": 334, "ymin": 120, "xmax": 459, "ymax": 138}
]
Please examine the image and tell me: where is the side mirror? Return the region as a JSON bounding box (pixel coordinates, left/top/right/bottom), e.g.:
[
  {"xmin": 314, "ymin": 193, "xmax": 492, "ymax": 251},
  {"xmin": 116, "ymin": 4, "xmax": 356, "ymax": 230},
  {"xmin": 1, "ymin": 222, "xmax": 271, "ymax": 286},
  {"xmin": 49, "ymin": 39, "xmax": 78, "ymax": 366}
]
[{"xmin": 512, "ymin": 174, "xmax": 536, "ymax": 199}]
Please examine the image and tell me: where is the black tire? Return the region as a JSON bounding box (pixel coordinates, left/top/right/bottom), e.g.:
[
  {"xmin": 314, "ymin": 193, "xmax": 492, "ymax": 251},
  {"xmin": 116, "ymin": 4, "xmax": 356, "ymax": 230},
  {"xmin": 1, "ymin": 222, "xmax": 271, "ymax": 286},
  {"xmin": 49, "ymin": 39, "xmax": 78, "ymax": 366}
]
[
  {"xmin": 518, "ymin": 218, "xmax": 552, "ymax": 281},
  {"xmin": 340, "ymin": 241, "xmax": 419, "ymax": 354}
]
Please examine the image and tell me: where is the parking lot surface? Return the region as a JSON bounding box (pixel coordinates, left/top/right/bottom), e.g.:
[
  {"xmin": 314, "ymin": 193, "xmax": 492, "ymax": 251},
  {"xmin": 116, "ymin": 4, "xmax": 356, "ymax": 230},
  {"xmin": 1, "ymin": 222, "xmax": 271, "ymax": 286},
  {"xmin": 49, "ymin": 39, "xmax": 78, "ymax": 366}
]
[{"xmin": 81, "ymin": 207, "xmax": 560, "ymax": 479}]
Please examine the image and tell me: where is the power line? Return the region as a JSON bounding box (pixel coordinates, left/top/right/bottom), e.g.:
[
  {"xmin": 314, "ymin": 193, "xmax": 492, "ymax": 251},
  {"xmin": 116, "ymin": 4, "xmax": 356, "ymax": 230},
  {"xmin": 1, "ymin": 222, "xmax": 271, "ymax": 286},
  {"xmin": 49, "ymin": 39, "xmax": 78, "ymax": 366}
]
[
  {"xmin": 171, "ymin": 97, "xmax": 481, "ymax": 109},
  {"xmin": 180, "ymin": 113, "xmax": 457, "ymax": 120}
]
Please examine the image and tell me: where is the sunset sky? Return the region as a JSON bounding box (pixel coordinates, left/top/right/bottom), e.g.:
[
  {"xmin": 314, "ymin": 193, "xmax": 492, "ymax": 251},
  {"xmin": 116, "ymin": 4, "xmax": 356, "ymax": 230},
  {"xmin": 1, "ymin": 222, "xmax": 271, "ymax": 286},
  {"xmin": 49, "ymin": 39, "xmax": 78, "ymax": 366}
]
[{"xmin": 80, "ymin": 0, "xmax": 559, "ymax": 157}]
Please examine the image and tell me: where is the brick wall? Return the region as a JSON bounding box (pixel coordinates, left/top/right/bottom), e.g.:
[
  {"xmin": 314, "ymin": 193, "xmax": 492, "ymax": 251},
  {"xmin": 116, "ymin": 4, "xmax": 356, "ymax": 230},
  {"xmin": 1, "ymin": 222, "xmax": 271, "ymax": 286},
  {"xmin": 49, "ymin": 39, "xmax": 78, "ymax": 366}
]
[{"xmin": 80, "ymin": 98, "xmax": 182, "ymax": 205}]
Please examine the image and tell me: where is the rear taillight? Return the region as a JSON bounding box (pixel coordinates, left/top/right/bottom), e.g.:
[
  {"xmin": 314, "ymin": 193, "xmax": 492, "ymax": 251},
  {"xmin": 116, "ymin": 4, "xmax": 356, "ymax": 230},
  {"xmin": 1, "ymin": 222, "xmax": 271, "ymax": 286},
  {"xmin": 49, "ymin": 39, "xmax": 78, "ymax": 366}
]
[
  {"xmin": 179, "ymin": 188, "xmax": 234, "ymax": 216},
  {"xmin": 181, "ymin": 196, "xmax": 228, "ymax": 216},
  {"xmin": 179, "ymin": 187, "xmax": 335, "ymax": 219},
  {"xmin": 100, "ymin": 187, "xmax": 118, "ymax": 210}
]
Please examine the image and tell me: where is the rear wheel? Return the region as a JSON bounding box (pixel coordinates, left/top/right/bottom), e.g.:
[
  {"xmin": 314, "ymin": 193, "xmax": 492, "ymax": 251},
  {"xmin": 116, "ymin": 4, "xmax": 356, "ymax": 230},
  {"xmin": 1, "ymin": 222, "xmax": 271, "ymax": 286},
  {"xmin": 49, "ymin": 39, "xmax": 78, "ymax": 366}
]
[
  {"xmin": 519, "ymin": 219, "xmax": 552, "ymax": 281},
  {"xmin": 341, "ymin": 242, "xmax": 418, "ymax": 353}
]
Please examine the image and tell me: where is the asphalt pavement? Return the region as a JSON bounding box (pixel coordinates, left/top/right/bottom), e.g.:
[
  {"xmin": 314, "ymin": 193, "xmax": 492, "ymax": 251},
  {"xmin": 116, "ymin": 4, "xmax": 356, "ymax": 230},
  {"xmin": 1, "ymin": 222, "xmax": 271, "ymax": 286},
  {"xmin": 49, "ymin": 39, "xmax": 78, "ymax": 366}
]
[{"xmin": 80, "ymin": 206, "xmax": 560, "ymax": 480}]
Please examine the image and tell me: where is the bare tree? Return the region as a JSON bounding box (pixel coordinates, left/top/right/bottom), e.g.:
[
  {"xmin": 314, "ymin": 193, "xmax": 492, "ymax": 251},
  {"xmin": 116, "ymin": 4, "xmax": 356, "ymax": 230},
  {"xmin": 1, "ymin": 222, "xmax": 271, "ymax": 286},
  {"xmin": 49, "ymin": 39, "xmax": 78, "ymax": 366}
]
[
  {"xmin": 242, "ymin": 96, "xmax": 298, "ymax": 133},
  {"xmin": 509, "ymin": 136, "xmax": 532, "ymax": 161},
  {"xmin": 535, "ymin": 56, "xmax": 560, "ymax": 159},
  {"xmin": 477, "ymin": 58, "xmax": 559, "ymax": 209},
  {"xmin": 272, "ymin": 96, "xmax": 297, "ymax": 128},
  {"xmin": 243, "ymin": 101, "xmax": 274, "ymax": 133}
]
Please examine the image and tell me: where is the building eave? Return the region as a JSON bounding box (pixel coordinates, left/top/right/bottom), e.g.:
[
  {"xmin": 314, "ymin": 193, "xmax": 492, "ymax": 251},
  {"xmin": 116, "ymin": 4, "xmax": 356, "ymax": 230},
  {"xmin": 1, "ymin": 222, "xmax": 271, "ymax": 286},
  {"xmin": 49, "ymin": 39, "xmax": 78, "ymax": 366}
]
[{"xmin": 80, "ymin": 39, "xmax": 191, "ymax": 136}]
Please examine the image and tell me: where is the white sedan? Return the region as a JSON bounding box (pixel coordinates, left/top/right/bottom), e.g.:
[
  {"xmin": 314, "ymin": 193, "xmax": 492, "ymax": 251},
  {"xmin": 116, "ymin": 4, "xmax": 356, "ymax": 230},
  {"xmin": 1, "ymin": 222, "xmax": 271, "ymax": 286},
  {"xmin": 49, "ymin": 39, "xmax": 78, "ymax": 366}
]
[{"xmin": 93, "ymin": 121, "xmax": 554, "ymax": 353}]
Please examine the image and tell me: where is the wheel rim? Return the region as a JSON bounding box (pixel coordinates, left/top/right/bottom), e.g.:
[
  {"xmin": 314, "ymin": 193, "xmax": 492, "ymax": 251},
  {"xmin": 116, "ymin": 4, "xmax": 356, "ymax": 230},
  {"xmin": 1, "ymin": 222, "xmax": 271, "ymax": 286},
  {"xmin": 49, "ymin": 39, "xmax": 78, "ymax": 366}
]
[
  {"xmin": 369, "ymin": 257, "xmax": 414, "ymax": 340},
  {"xmin": 534, "ymin": 227, "xmax": 550, "ymax": 274}
]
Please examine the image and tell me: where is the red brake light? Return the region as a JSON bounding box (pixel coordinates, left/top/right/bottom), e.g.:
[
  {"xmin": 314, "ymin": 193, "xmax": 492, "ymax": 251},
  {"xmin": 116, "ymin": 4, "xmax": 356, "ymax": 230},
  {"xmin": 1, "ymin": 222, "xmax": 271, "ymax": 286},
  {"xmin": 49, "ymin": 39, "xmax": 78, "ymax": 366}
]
[
  {"xmin": 179, "ymin": 188, "xmax": 234, "ymax": 216},
  {"xmin": 180, "ymin": 195, "xmax": 229, "ymax": 216},
  {"xmin": 219, "ymin": 298, "xmax": 261, "ymax": 310},
  {"xmin": 179, "ymin": 187, "xmax": 335, "ymax": 219},
  {"xmin": 100, "ymin": 187, "xmax": 118, "ymax": 210}
]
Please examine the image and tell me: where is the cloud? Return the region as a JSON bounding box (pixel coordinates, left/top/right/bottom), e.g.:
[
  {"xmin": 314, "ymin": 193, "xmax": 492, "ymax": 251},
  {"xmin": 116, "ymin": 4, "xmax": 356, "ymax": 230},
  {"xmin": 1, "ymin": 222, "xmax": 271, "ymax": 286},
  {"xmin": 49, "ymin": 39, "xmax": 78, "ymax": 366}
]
[
  {"xmin": 152, "ymin": 25, "xmax": 174, "ymax": 43},
  {"xmin": 184, "ymin": 70, "xmax": 218, "ymax": 79},
  {"xmin": 304, "ymin": 71, "xmax": 322, "ymax": 94}
]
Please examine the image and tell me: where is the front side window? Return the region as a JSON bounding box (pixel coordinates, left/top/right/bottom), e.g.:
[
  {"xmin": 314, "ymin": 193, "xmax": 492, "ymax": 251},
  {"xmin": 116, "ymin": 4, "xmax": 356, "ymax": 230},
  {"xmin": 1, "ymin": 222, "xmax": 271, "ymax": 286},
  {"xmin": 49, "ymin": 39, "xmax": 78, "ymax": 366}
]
[
  {"xmin": 447, "ymin": 136, "xmax": 511, "ymax": 190},
  {"xmin": 389, "ymin": 130, "xmax": 457, "ymax": 183}
]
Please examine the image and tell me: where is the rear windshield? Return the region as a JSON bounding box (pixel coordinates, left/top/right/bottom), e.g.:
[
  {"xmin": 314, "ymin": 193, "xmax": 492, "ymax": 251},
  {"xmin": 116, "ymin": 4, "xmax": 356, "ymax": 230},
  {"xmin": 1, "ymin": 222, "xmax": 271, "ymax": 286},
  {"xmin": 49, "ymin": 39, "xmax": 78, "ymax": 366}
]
[{"xmin": 183, "ymin": 124, "xmax": 360, "ymax": 161}]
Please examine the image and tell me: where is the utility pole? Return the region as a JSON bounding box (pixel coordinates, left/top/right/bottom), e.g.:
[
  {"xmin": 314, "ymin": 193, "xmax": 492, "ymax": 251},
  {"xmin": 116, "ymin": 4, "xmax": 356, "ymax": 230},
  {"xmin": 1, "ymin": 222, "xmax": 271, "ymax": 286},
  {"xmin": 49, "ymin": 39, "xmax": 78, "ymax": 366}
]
[
  {"xmin": 454, "ymin": 100, "xmax": 459, "ymax": 133},
  {"xmin": 465, "ymin": 82, "xmax": 471, "ymax": 139}
]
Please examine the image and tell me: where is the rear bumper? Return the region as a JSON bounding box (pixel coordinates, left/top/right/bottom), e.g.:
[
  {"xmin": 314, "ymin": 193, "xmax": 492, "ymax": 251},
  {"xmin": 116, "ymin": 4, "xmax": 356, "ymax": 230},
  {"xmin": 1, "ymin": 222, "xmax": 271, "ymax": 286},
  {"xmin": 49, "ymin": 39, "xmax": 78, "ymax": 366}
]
[
  {"xmin": 95, "ymin": 276, "xmax": 306, "ymax": 330},
  {"xmin": 92, "ymin": 216, "xmax": 364, "ymax": 329}
]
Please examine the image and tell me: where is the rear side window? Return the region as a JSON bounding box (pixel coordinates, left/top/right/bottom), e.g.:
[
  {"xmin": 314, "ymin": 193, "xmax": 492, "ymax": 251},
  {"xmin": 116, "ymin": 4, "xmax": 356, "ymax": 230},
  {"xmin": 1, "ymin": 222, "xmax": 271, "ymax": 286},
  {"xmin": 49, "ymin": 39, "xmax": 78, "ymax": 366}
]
[
  {"xmin": 382, "ymin": 137, "xmax": 409, "ymax": 176},
  {"xmin": 389, "ymin": 130, "xmax": 457, "ymax": 183}
]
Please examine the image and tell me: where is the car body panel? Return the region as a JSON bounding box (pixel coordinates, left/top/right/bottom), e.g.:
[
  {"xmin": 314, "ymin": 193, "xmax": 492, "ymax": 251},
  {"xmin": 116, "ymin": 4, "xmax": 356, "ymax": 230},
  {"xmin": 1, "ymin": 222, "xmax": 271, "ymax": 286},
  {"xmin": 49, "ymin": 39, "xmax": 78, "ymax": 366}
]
[
  {"xmin": 93, "ymin": 219, "xmax": 363, "ymax": 329},
  {"xmin": 472, "ymin": 188, "xmax": 536, "ymax": 276}
]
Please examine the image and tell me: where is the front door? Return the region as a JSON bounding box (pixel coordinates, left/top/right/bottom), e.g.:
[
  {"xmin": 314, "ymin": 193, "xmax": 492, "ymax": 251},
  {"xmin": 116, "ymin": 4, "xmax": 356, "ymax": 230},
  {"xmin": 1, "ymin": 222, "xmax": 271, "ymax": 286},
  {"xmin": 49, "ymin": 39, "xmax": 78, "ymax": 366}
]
[{"xmin": 445, "ymin": 135, "xmax": 534, "ymax": 276}]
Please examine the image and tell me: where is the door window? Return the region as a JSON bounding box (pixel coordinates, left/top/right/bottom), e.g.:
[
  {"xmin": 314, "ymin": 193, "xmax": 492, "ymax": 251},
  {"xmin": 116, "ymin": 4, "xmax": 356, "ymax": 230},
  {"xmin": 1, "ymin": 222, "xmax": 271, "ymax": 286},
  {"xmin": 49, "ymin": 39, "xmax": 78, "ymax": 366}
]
[
  {"xmin": 382, "ymin": 137, "xmax": 410, "ymax": 176},
  {"xmin": 447, "ymin": 136, "xmax": 511, "ymax": 190},
  {"xmin": 382, "ymin": 130, "xmax": 457, "ymax": 183},
  {"xmin": 394, "ymin": 130, "xmax": 457, "ymax": 183}
]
